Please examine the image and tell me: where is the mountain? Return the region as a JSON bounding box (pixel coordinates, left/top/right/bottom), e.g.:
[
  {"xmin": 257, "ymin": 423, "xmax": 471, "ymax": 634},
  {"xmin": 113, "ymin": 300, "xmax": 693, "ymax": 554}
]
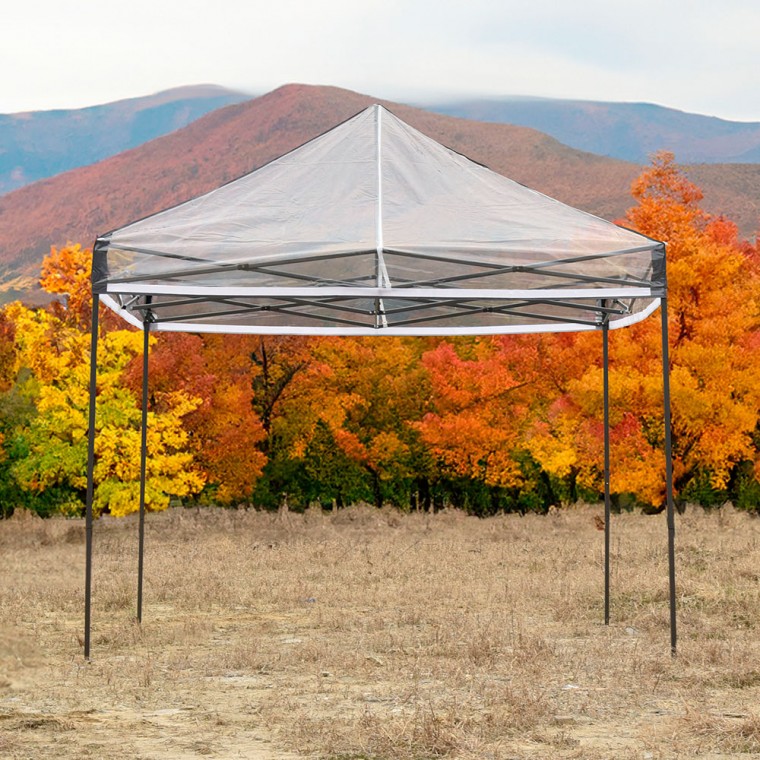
[
  {"xmin": 0, "ymin": 84, "xmax": 758, "ymax": 301},
  {"xmin": 427, "ymin": 97, "xmax": 760, "ymax": 165},
  {"xmin": 0, "ymin": 85, "xmax": 251, "ymax": 195}
]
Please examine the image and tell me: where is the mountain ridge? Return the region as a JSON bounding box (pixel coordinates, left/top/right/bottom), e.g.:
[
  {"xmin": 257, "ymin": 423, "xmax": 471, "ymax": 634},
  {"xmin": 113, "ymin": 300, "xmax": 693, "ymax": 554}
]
[{"xmin": 427, "ymin": 96, "xmax": 760, "ymax": 164}]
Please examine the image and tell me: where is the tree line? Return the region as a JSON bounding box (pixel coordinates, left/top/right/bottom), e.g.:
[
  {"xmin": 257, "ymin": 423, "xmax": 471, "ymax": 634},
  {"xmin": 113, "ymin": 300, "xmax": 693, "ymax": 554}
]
[{"xmin": 1, "ymin": 154, "xmax": 758, "ymax": 518}]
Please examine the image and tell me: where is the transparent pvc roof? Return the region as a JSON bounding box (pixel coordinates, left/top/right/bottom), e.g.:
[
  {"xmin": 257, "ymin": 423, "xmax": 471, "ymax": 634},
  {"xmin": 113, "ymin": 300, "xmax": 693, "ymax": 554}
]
[{"xmin": 92, "ymin": 105, "xmax": 665, "ymax": 336}]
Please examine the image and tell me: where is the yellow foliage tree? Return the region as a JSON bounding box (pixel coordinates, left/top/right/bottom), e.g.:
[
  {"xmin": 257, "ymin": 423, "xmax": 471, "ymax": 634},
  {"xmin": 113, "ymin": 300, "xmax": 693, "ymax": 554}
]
[
  {"xmin": 6, "ymin": 300, "xmax": 205, "ymax": 516},
  {"xmin": 284, "ymin": 337, "xmax": 430, "ymax": 506}
]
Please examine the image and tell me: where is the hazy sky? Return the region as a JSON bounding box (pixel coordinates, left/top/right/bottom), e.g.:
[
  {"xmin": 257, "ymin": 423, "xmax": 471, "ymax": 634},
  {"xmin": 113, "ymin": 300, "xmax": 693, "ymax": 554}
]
[{"xmin": 3, "ymin": 0, "xmax": 759, "ymax": 120}]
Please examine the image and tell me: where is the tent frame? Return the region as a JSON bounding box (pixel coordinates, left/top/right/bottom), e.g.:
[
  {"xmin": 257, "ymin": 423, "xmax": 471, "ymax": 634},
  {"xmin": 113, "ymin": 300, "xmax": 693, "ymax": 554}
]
[
  {"xmin": 82, "ymin": 290, "xmax": 677, "ymax": 659},
  {"xmin": 82, "ymin": 102, "xmax": 676, "ymax": 658}
]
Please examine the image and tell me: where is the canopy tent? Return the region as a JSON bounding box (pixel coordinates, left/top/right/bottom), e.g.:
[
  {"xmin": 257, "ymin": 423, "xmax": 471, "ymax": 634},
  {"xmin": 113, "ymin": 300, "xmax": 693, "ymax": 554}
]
[{"xmin": 84, "ymin": 104, "xmax": 676, "ymax": 657}]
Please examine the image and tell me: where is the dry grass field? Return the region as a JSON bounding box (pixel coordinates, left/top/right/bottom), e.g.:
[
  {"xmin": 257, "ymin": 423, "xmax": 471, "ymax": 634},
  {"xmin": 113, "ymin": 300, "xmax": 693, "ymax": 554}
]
[{"xmin": 1, "ymin": 503, "xmax": 759, "ymax": 759}]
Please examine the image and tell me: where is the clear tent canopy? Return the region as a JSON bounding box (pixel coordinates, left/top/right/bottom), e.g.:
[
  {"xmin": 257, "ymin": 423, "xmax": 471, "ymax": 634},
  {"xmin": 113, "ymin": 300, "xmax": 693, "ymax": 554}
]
[{"xmin": 92, "ymin": 104, "xmax": 665, "ymax": 335}]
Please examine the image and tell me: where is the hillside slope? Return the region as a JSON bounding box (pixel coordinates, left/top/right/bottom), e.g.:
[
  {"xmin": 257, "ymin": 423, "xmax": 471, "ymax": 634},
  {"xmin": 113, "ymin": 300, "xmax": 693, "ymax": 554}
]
[{"xmin": 0, "ymin": 85, "xmax": 250, "ymax": 195}]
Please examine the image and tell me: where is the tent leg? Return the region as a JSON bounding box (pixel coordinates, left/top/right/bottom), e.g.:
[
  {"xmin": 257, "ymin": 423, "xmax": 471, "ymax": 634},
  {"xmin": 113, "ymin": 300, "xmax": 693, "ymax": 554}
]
[
  {"xmin": 661, "ymin": 297, "xmax": 677, "ymax": 656},
  {"xmin": 602, "ymin": 319, "xmax": 611, "ymax": 626},
  {"xmin": 137, "ymin": 314, "xmax": 151, "ymax": 623},
  {"xmin": 84, "ymin": 294, "xmax": 100, "ymax": 661}
]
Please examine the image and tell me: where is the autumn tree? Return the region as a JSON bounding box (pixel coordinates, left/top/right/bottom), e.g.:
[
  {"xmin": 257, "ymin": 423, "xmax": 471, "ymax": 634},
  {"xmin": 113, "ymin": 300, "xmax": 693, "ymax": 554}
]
[
  {"xmin": 39, "ymin": 242, "xmax": 122, "ymax": 331},
  {"xmin": 246, "ymin": 335, "xmax": 324, "ymax": 507},
  {"xmin": 303, "ymin": 337, "xmax": 432, "ymax": 508},
  {"xmin": 123, "ymin": 332, "xmax": 267, "ymax": 504},
  {"xmin": 0, "ymin": 245, "xmax": 209, "ymax": 515},
  {"xmin": 251, "ymin": 336, "xmax": 316, "ymax": 453},
  {"xmin": 5, "ymin": 300, "xmax": 205, "ymax": 515},
  {"xmin": 415, "ymin": 336, "xmax": 554, "ymax": 513},
  {"xmin": 0, "ymin": 311, "xmax": 24, "ymax": 517},
  {"xmin": 37, "ymin": 242, "xmax": 271, "ymax": 508},
  {"xmin": 526, "ymin": 153, "xmax": 760, "ymax": 508},
  {"xmin": 247, "ymin": 336, "xmax": 432, "ymax": 509},
  {"xmin": 39, "ymin": 243, "xmax": 93, "ymax": 328}
]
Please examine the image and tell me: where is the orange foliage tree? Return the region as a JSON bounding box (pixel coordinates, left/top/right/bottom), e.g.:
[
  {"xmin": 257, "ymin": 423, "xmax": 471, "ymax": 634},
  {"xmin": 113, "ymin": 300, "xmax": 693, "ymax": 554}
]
[
  {"xmin": 418, "ymin": 339, "xmax": 527, "ymax": 487},
  {"xmin": 525, "ymin": 153, "xmax": 760, "ymax": 507},
  {"xmin": 39, "ymin": 243, "xmax": 93, "ymax": 327},
  {"xmin": 123, "ymin": 332, "xmax": 267, "ymax": 504},
  {"xmin": 414, "ymin": 336, "xmax": 561, "ymax": 512},
  {"xmin": 301, "ymin": 337, "xmax": 431, "ymax": 508},
  {"xmin": 247, "ymin": 336, "xmax": 432, "ymax": 508}
]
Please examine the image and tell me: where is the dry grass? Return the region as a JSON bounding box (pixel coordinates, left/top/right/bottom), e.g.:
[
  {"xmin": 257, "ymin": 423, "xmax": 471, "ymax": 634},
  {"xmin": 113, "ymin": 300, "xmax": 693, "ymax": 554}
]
[{"xmin": 1, "ymin": 503, "xmax": 759, "ymax": 759}]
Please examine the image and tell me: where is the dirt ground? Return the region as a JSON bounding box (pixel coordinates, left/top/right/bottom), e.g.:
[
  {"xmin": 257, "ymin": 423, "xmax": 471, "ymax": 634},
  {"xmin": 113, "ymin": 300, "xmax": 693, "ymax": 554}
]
[{"xmin": 1, "ymin": 503, "xmax": 759, "ymax": 759}]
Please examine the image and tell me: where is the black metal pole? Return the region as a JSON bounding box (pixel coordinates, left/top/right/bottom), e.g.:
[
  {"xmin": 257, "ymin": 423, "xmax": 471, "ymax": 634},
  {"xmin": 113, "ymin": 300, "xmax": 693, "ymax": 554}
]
[
  {"xmin": 661, "ymin": 296, "xmax": 677, "ymax": 655},
  {"xmin": 602, "ymin": 318, "xmax": 611, "ymax": 626},
  {"xmin": 137, "ymin": 309, "xmax": 151, "ymax": 623},
  {"xmin": 84, "ymin": 294, "xmax": 100, "ymax": 660}
]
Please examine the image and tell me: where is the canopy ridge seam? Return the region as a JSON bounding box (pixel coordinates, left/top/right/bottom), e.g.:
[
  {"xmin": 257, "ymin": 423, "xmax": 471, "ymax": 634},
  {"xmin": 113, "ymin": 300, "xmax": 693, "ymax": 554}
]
[{"xmin": 375, "ymin": 105, "xmax": 390, "ymax": 328}]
